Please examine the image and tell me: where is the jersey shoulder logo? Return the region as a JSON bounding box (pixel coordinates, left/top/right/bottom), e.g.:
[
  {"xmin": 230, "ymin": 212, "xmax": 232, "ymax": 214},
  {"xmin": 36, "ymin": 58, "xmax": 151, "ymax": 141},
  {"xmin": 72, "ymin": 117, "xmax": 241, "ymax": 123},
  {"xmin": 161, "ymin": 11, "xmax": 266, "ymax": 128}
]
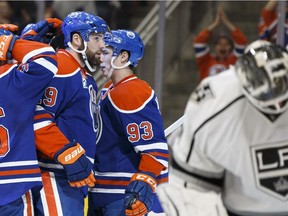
[
  {"xmin": 17, "ymin": 63, "xmax": 29, "ymax": 73},
  {"xmin": 191, "ymin": 82, "xmax": 213, "ymax": 103}
]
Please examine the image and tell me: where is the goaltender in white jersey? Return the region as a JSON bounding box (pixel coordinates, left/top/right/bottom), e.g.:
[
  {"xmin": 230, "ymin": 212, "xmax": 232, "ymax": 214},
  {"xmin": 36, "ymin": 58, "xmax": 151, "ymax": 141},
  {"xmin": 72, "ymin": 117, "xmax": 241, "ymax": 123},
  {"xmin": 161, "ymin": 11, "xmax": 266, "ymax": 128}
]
[{"xmin": 158, "ymin": 40, "xmax": 288, "ymax": 216}]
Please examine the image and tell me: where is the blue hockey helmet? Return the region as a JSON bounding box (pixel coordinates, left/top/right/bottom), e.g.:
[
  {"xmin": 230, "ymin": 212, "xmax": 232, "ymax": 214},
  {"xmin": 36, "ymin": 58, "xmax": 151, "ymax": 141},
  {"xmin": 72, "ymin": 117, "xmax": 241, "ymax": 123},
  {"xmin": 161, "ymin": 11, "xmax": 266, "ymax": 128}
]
[
  {"xmin": 62, "ymin": 11, "xmax": 108, "ymax": 46},
  {"xmin": 103, "ymin": 30, "xmax": 144, "ymax": 67}
]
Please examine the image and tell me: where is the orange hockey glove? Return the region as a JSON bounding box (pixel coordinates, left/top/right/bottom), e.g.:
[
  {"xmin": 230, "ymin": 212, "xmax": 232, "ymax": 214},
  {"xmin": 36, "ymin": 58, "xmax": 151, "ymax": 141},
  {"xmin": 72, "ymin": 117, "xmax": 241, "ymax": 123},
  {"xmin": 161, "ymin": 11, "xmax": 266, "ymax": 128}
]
[
  {"xmin": 0, "ymin": 24, "xmax": 18, "ymax": 33},
  {"xmin": 0, "ymin": 29, "xmax": 18, "ymax": 61},
  {"xmin": 124, "ymin": 172, "xmax": 157, "ymax": 216},
  {"xmin": 54, "ymin": 141, "xmax": 96, "ymax": 187}
]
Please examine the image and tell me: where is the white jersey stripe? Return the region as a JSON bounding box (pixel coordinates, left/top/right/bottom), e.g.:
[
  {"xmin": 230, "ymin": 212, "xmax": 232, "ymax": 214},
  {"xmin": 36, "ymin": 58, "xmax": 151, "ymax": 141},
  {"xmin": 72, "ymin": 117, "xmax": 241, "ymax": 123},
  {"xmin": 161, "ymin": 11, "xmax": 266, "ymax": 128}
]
[
  {"xmin": 0, "ymin": 177, "xmax": 42, "ymax": 184},
  {"xmin": 0, "ymin": 160, "xmax": 39, "ymax": 167},
  {"xmin": 89, "ymin": 188, "xmax": 125, "ymax": 194},
  {"xmin": 23, "ymin": 47, "xmax": 55, "ymax": 63}
]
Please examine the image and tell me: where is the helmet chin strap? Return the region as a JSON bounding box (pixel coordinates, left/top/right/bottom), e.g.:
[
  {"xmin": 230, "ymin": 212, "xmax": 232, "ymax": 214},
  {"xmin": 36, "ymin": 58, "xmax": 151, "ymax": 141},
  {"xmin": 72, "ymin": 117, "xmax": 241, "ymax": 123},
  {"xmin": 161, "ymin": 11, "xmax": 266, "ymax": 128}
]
[
  {"xmin": 111, "ymin": 56, "xmax": 131, "ymax": 70},
  {"xmin": 105, "ymin": 56, "xmax": 131, "ymax": 82},
  {"xmin": 67, "ymin": 41, "xmax": 97, "ymax": 72}
]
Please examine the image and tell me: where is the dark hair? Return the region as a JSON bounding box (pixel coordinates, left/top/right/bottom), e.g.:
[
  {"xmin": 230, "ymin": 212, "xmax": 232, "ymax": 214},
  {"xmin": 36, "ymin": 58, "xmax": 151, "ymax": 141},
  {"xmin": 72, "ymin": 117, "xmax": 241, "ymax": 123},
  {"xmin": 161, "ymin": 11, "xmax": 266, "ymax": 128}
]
[{"xmin": 213, "ymin": 32, "xmax": 233, "ymax": 47}]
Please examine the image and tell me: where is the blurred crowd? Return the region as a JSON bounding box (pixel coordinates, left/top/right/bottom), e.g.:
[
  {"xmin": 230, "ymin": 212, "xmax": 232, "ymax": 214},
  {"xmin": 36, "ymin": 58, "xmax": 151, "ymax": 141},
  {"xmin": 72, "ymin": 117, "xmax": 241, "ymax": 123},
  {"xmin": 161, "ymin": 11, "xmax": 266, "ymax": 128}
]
[
  {"xmin": 0, "ymin": 0, "xmax": 149, "ymax": 32},
  {"xmin": 193, "ymin": 0, "xmax": 287, "ymax": 82}
]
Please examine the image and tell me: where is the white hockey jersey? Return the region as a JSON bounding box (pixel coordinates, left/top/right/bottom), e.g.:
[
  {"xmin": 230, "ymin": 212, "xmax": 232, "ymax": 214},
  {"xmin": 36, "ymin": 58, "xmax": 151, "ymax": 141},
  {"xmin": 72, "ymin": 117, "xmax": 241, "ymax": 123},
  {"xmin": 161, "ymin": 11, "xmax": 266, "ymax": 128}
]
[{"xmin": 171, "ymin": 67, "xmax": 288, "ymax": 215}]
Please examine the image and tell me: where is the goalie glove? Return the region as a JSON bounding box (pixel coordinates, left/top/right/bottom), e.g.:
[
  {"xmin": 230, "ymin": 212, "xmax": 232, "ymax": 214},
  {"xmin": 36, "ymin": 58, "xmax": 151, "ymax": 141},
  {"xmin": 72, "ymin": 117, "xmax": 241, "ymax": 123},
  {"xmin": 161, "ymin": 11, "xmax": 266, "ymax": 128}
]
[
  {"xmin": 0, "ymin": 28, "xmax": 18, "ymax": 61},
  {"xmin": 21, "ymin": 18, "xmax": 62, "ymax": 44},
  {"xmin": 124, "ymin": 172, "xmax": 157, "ymax": 216},
  {"xmin": 54, "ymin": 141, "xmax": 96, "ymax": 188}
]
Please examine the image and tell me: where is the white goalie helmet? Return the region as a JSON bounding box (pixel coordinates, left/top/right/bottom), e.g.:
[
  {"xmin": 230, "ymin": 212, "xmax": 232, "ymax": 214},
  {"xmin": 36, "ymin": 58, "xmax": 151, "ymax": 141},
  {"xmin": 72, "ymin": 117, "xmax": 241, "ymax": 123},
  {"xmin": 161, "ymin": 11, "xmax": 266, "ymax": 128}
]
[{"xmin": 235, "ymin": 40, "xmax": 288, "ymax": 114}]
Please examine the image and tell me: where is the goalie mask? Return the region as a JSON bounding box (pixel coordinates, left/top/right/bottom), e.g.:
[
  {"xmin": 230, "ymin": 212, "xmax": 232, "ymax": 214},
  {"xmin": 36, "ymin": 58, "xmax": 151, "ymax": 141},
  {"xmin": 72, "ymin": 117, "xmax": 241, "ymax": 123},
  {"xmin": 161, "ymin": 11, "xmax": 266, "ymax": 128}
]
[{"xmin": 235, "ymin": 40, "xmax": 288, "ymax": 114}]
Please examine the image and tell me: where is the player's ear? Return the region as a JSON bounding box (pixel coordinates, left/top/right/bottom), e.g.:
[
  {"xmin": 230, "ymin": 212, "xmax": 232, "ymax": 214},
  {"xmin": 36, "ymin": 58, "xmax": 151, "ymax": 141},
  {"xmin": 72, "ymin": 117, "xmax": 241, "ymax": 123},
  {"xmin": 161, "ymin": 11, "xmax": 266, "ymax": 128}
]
[
  {"xmin": 120, "ymin": 51, "xmax": 129, "ymax": 64},
  {"xmin": 71, "ymin": 33, "xmax": 83, "ymax": 47}
]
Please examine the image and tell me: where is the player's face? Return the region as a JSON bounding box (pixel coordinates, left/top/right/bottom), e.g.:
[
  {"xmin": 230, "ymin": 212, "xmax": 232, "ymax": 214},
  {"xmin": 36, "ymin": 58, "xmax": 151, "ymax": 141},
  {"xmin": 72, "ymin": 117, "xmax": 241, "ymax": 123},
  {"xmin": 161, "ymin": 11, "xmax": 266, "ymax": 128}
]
[
  {"xmin": 86, "ymin": 33, "xmax": 105, "ymax": 67},
  {"xmin": 215, "ymin": 38, "xmax": 232, "ymax": 60},
  {"xmin": 100, "ymin": 47, "xmax": 113, "ymax": 77}
]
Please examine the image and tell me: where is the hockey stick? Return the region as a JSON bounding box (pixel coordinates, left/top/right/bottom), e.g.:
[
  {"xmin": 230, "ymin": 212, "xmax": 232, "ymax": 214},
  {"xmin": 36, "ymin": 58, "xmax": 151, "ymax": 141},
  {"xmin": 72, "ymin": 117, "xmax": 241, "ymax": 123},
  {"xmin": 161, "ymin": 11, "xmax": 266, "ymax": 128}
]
[{"xmin": 164, "ymin": 115, "xmax": 185, "ymax": 137}]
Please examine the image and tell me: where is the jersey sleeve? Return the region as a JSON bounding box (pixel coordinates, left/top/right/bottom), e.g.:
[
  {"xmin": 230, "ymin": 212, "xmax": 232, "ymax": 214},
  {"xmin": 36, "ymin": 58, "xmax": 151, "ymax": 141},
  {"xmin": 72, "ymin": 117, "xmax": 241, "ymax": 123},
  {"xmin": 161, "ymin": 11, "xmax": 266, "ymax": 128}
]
[
  {"xmin": 33, "ymin": 52, "xmax": 84, "ymax": 158},
  {"xmin": 173, "ymin": 91, "xmax": 225, "ymax": 175},
  {"xmin": 261, "ymin": 8, "xmax": 277, "ymax": 27},
  {"xmin": 12, "ymin": 39, "xmax": 57, "ymax": 64},
  {"xmin": 34, "ymin": 105, "xmax": 69, "ymax": 158},
  {"xmin": 180, "ymin": 97, "xmax": 225, "ymax": 176},
  {"xmin": 193, "ymin": 28, "xmax": 211, "ymax": 61},
  {"xmin": 231, "ymin": 28, "xmax": 247, "ymax": 57},
  {"xmin": 170, "ymin": 74, "xmax": 239, "ymax": 189},
  {"xmin": 38, "ymin": 51, "xmax": 82, "ymax": 117},
  {"xmin": 193, "ymin": 29, "xmax": 213, "ymax": 80},
  {"xmin": 9, "ymin": 39, "xmax": 58, "ymax": 100},
  {"xmin": 33, "ymin": 77, "xmax": 81, "ymax": 158},
  {"xmin": 258, "ymin": 8, "xmax": 277, "ymax": 41}
]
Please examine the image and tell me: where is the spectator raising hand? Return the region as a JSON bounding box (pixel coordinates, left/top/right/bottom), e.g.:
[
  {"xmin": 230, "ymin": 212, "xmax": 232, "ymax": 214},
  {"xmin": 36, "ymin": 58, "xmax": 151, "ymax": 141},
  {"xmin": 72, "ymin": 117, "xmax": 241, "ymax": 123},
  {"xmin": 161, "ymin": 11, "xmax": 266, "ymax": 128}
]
[
  {"xmin": 193, "ymin": 6, "xmax": 247, "ymax": 81},
  {"xmin": 258, "ymin": 0, "xmax": 288, "ymax": 47}
]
